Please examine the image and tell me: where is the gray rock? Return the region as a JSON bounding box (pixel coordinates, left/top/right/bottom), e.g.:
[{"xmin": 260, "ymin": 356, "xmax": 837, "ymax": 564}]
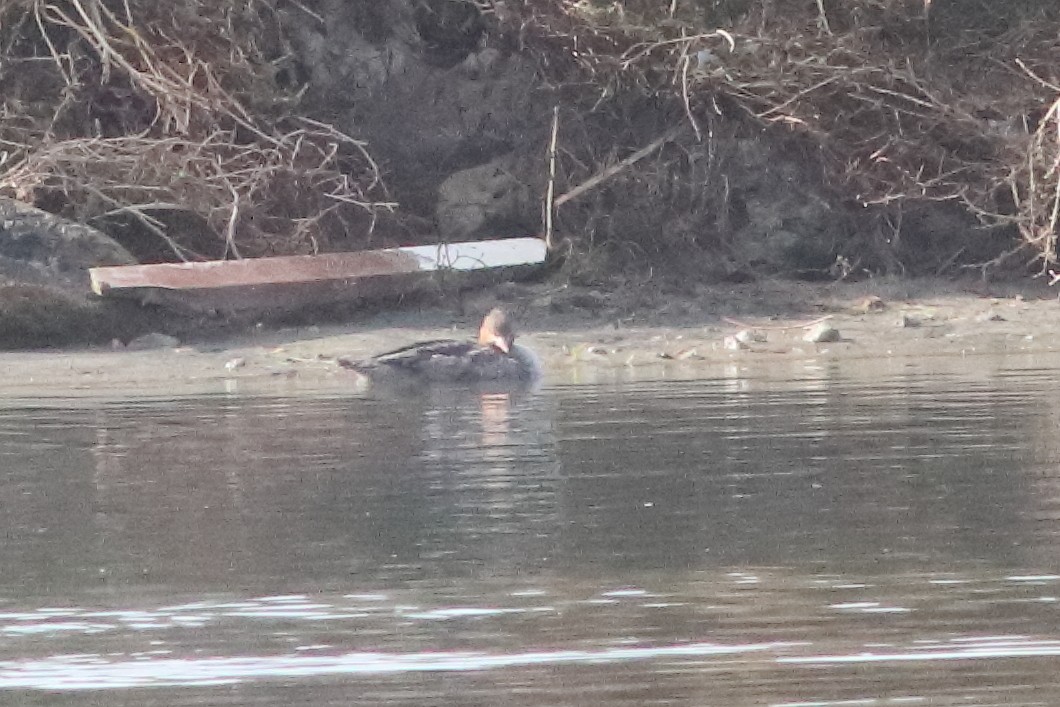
[
  {"xmin": 0, "ymin": 200, "xmax": 152, "ymax": 349},
  {"xmin": 804, "ymin": 323, "xmax": 841, "ymax": 343},
  {"xmin": 0, "ymin": 197, "xmax": 136, "ymax": 292},
  {"xmin": 224, "ymin": 357, "xmax": 247, "ymax": 371},
  {"xmin": 734, "ymin": 329, "xmax": 766, "ymax": 344},
  {"xmin": 435, "ymin": 154, "xmax": 533, "ymax": 240},
  {"xmin": 723, "ymin": 334, "xmax": 750, "ymax": 351}
]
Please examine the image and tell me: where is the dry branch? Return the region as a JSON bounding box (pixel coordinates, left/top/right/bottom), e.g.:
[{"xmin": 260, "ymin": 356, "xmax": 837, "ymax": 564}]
[
  {"xmin": 0, "ymin": 0, "xmax": 396, "ymax": 260},
  {"xmin": 494, "ymin": 0, "xmax": 1060, "ymax": 273},
  {"xmin": 554, "ymin": 125, "xmax": 683, "ymax": 208}
]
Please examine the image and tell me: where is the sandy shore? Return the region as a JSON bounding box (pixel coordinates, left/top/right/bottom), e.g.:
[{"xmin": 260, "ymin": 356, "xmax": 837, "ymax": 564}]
[{"xmin": 4, "ymin": 278, "xmax": 1060, "ymax": 400}]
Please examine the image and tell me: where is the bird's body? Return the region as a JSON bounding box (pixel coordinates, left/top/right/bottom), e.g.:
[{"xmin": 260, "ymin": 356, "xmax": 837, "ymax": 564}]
[{"xmin": 338, "ymin": 309, "xmax": 540, "ymax": 385}]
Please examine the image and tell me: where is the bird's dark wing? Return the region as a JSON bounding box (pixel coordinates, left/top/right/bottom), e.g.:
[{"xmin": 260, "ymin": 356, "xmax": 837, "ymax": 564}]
[
  {"xmin": 336, "ymin": 339, "xmax": 480, "ymax": 380},
  {"xmin": 370, "ymin": 339, "xmax": 474, "ymax": 367}
]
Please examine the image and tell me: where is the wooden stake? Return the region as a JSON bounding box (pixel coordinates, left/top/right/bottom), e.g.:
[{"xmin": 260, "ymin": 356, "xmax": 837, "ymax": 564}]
[{"xmin": 544, "ymin": 105, "xmax": 560, "ymax": 250}]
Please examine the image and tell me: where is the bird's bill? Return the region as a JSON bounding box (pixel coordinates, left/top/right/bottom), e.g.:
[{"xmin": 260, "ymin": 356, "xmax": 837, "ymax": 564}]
[{"xmin": 490, "ymin": 335, "xmax": 512, "ymax": 354}]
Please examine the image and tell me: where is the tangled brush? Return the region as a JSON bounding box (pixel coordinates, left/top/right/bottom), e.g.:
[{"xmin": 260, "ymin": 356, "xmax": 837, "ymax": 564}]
[
  {"xmin": 0, "ymin": 0, "xmax": 395, "ymax": 261},
  {"xmin": 487, "ymin": 0, "xmax": 1060, "ymax": 274}
]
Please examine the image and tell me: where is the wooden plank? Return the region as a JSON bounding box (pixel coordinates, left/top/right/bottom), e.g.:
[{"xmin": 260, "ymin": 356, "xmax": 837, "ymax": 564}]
[{"xmin": 89, "ymin": 237, "xmax": 548, "ymax": 313}]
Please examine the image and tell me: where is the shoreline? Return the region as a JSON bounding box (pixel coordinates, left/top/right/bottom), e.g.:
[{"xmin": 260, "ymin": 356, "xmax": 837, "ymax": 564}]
[{"xmin": 4, "ymin": 278, "xmax": 1060, "ymax": 399}]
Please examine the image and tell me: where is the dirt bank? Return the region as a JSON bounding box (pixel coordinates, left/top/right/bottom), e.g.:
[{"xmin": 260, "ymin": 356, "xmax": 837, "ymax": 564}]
[{"xmin": 2, "ymin": 278, "xmax": 1059, "ymax": 400}]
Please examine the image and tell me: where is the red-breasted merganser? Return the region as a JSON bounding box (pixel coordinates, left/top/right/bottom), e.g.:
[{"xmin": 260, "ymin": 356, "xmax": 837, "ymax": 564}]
[{"xmin": 338, "ymin": 308, "xmax": 541, "ymax": 385}]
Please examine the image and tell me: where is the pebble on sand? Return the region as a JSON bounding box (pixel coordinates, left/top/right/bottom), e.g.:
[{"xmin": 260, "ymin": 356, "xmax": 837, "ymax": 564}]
[{"xmin": 804, "ymin": 323, "xmax": 841, "ymax": 343}]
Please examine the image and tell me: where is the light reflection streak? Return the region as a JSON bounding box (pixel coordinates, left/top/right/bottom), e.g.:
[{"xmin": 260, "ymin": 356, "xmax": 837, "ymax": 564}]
[
  {"xmin": 779, "ymin": 637, "xmax": 1060, "ymax": 664},
  {"xmin": 0, "ymin": 641, "xmax": 787, "ymax": 690}
]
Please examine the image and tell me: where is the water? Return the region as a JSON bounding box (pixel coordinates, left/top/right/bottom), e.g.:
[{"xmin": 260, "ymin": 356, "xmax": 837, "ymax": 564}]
[{"xmin": 5, "ymin": 354, "xmax": 1060, "ymax": 704}]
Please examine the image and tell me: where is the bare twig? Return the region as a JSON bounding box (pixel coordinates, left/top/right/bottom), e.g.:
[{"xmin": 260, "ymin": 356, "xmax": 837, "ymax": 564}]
[
  {"xmin": 554, "ymin": 125, "xmax": 683, "ymax": 208},
  {"xmin": 815, "ymin": 0, "xmax": 832, "ymax": 36},
  {"xmin": 679, "ymin": 52, "xmax": 701, "ymax": 142},
  {"xmin": 223, "ymin": 180, "xmax": 242, "ymax": 260}
]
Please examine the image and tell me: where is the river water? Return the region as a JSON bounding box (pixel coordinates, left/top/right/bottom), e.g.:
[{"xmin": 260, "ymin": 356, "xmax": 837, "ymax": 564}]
[{"xmin": 4, "ymin": 353, "xmax": 1060, "ymax": 705}]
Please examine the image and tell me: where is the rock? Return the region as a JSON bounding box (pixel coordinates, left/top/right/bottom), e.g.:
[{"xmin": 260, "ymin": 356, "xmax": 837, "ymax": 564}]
[
  {"xmin": 531, "ymin": 293, "xmax": 555, "ymax": 310},
  {"xmin": 566, "ymin": 290, "xmax": 609, "ymax": 312},
  {"xmin": 723, "ymin": 335, "xmax": 751, "ymax": 351},
  {"xmin": 0, "ymin": 284, "xmax": 112, "ymax": 348},
  {"xmin": 545, "ymin": 287, "xmax": 609, "ymax": 313},
  {"xmin": 0, "ymin": 197, "xmax": 136, "ymax": 292},
  {"xmin": 898, "ymin": 314, "xmax": 921, "ymax": 328},
  {"xmin": 722, "ymin": 329, "xmax": 765, "ymax": 352},
  {"xmin": 0, "ymin": 199, "xmax": 154, "ymax": 349},
  {"xmin": 224, "ymin": 357, "xmax": 247, "ymax": 371},
  {"xmin": 565, "ymin": 343, "xmax": 609, "ymax": 362},
  {"xmin": 854, "ymin": 295, "xmax": 886, "ymax": 313},
  {"xmin": 125, "ymin": 333, "xmax": 180, "ymax": 351},
  {"xmin": 804, "ymin": 323, "xmax": 841, "ymax": 343},
  {"xmin": 976, "ymin": 311, "xmax": 1006, "ymax": 322},
  {"xmin": 435, "ymin": 154, "xmax": 533, "ymax": 240},
  {"xmin": 734, "ymin": 329, "xmax": 766, "ymax": 344}
]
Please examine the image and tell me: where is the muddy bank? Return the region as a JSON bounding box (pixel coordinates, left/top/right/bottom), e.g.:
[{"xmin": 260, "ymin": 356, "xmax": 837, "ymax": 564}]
[{"xmin": 3, "ymin": 278, "xmax": 1059, "ymax": 399}]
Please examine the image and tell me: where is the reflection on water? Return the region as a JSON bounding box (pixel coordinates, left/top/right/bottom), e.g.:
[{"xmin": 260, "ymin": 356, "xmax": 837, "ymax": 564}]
[{"xmin": 5, "ymin": 356, "xmax": 1060, "ymax": 703}]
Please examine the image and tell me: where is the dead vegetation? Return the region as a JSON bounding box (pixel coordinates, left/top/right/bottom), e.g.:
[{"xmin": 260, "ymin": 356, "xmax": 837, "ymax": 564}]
[
  {"xmin": 0, "ymin": 0, "xmax": 1057, "ymax": 279},
  {"xmin": 490, "ymin": 0, "xmax": 1060, "ymax": 276},
  {"xmin": 0, "ymin": 0, "xmax": 396, "ymax": 261}
]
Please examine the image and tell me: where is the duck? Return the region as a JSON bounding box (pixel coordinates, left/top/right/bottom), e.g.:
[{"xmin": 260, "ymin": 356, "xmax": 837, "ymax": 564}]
[{"xmin": 338, "ymin": 308, "xmax": 541, "ymax": 385}]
